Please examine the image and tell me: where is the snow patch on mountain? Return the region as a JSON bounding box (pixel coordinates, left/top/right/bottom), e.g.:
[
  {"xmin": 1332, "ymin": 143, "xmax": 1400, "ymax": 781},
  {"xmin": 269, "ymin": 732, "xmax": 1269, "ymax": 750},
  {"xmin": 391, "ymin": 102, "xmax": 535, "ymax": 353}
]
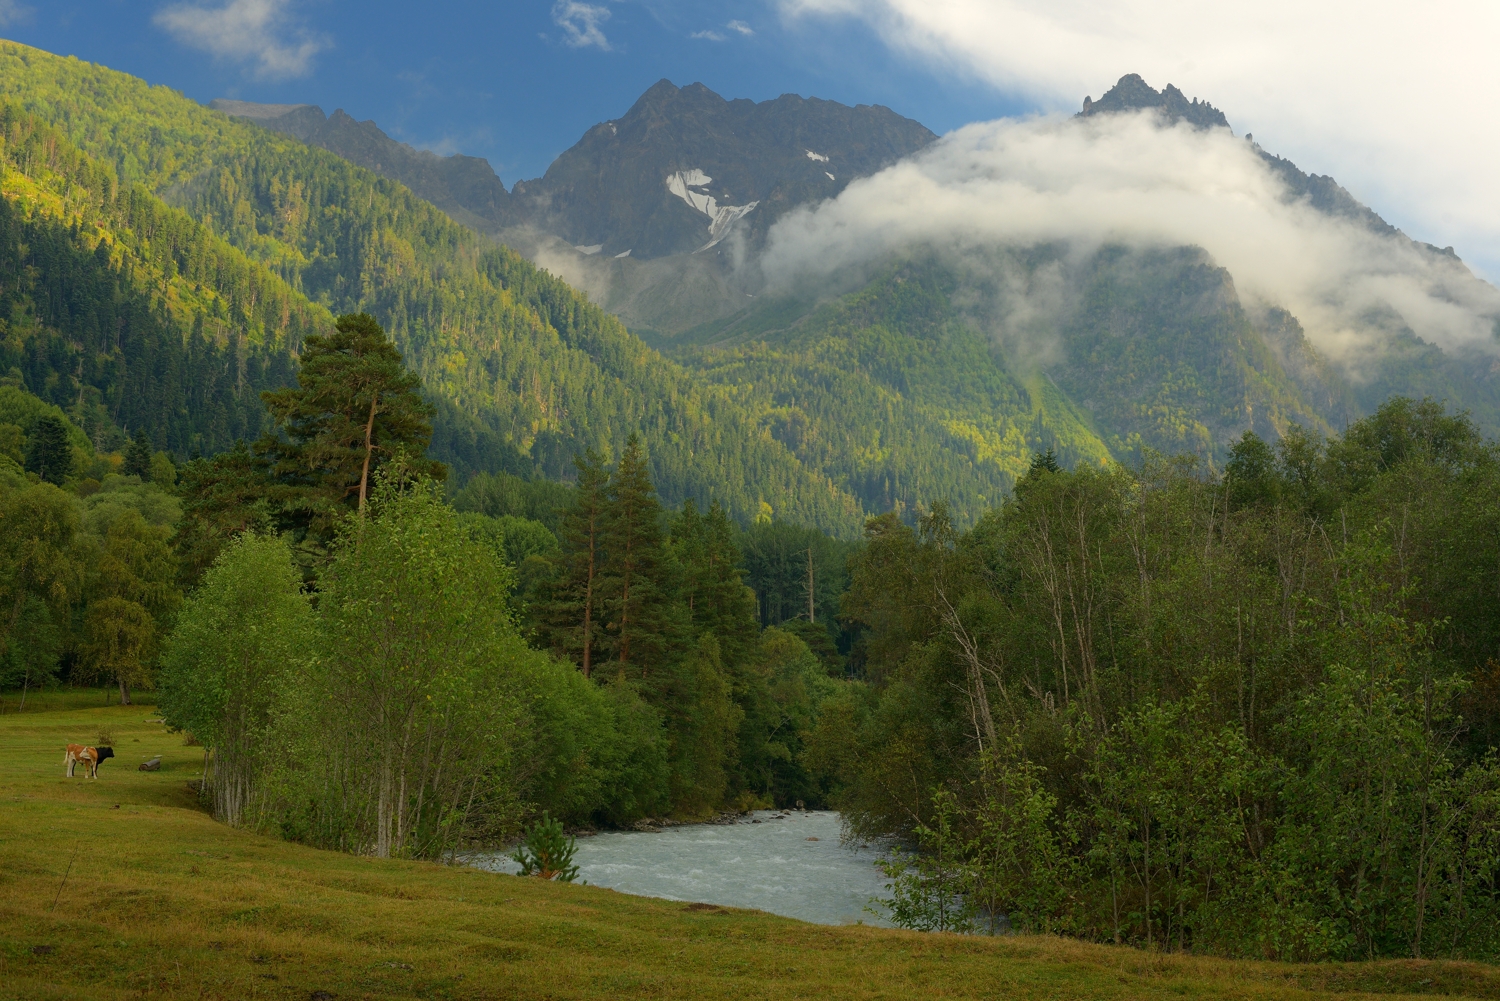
[
  {"xmin": 665, "ymin": 169, "xmax": 759, "ymax": 251},
  {"xmin": 574, "ymin": 244, "xmax": 604, "ymax": 255},
  {"xmin": 805, "ymin": 150, "xmax": 829, "ymax": 163}
]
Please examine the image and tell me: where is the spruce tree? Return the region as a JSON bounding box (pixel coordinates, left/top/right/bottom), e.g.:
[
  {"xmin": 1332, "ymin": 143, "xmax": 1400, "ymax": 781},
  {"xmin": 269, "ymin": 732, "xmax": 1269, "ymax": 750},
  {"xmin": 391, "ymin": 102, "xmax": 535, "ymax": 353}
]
[
  {"xmin": 24, "ymin": 415, "xmax": 74, "ymax": 485},
  {"xmin": 123, "ymin": 429, "xmax": 153, "ymax": 480},
  {"xmin": 535, "ymin": 451, "xmax": 610, "ymax": 676},
  {"xmin": 671, "ymin": 499, "xmax": 757, "ymax": 665},
  {"xmin": 597, "ymin": 435, "xmax": 676, "ymax": 681}
]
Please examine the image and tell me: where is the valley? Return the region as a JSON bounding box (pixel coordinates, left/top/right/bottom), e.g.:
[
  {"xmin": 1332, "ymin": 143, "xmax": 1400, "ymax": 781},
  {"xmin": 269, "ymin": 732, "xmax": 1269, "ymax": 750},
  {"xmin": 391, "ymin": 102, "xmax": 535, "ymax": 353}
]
[{"xmin": 4, "ymin": 27, "xmax": 1500, "ymax": 991}]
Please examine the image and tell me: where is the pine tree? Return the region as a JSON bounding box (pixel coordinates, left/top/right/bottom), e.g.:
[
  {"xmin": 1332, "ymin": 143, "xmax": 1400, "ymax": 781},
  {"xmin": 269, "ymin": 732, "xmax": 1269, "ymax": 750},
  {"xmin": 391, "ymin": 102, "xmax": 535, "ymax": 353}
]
[
  {"xmin": 598, "ymin": 435, "xmax": 676, "ymax": 681},
  {"xmin": 671, "ymin": 499, "xmax": 758, "ymax": 666},
  {"xmin": 259, "ymin": 313, "xmax": 443, "ymax": 527},
  {"xmin": 123, "ymin": 429, "xmax": 153, "ymax": 480},
  {"xmin": 174, "ymin": 442, "xmax": 278, "ymax": 587},
  {"xmin": 535, "ymin": 451, "xmax": 610, "ymax": 676},
  {"xmin": 23, "ymin": 415, "xmax": 73, "ymax": 485},
  {"xmin": 1029, "ymin": 447, "xmax": 1062, "ymax": 475}
]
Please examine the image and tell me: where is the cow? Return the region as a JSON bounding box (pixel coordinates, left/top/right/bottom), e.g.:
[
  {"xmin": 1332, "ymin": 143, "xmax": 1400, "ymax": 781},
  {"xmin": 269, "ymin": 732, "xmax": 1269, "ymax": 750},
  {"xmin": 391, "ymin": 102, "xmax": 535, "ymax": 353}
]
[{"xmin": 64, "ymin": 744, "xmax": 114, "ymax": 779}]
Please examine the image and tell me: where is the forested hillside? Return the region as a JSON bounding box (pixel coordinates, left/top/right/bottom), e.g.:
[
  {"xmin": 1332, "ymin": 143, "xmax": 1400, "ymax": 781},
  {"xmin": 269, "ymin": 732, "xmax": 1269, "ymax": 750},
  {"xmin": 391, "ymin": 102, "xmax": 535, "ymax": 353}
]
[
  {"xmin": 674, "ymin": 260, "xmax": 1111, "ymax": 524},
  {"xmin": 669, "ymin": 250, "xmax": 1346, "ymax": 523},
  {"xmin": 0, "ymin": 104, "xmax": 309, "ymax": 456},
  {"xmin": 0, "ymin": 42, "xmax": 863, "ymax": 532}
]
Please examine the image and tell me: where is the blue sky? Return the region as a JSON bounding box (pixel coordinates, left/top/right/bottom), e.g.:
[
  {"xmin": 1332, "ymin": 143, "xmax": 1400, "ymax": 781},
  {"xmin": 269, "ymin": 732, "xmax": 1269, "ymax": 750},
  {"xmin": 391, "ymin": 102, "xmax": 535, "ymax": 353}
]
[
  {"xmin": 5, "ymin": 0, "xmax": 1033, "ymax": 184},
  {"xmin": 4, "ymin": 1, "xmax": 1495, "ymax": 276}
]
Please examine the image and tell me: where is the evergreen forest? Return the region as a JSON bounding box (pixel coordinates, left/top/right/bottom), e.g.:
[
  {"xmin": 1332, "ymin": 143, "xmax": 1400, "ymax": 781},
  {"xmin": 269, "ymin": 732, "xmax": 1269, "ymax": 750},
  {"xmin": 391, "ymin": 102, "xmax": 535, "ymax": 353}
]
[{"xmin": 6, "ymin": 37, "xmax": 1500, "ymax": 969}]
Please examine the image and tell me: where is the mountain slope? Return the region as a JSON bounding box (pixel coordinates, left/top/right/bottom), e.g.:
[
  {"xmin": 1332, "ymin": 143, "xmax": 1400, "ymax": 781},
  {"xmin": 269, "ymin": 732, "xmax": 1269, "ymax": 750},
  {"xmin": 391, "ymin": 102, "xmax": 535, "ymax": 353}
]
[
  {"xmin": 209, "ymin": 99, "xmax": 516, "ymax": 236},
  {"xmin": 0, "ymin": 41, "xmax": 864, "ymax": 532},
  {"xmin": 0, "ymin": 103, "xmax": 310, "ymax": 456}
]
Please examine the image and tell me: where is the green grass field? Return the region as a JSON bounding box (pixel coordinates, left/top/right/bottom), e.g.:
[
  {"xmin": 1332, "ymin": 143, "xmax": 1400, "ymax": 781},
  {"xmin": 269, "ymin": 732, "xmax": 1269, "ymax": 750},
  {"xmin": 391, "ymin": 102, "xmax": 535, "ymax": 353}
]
[{"xmin": 4, "ymin": 692, "xmax": 1500, "ymax": 1000}]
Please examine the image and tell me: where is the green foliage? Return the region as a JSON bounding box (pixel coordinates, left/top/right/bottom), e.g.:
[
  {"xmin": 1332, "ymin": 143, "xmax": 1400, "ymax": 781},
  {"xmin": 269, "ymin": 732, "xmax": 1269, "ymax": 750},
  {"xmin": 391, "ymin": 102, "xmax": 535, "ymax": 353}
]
[
  {"xmin": 76, "ymin": 508, "xmax": 180, "ymax": 703},
  {"xmin": 122, "ymin": 431, "xmax": 153, "ymax": 480},
  {"xmin": 25, "ymin": 414, "xmax": 73, "ymax": 484},
  {"xmin": 596, "ymin": 435, "xmax": 677, "ymax": 678},
  {"xmin": 875, "ymin": 788, "xmax": 979, "ymax": 933},
  {"xmin": 831, "ymin": 397, "xmax": 1500, "ymax": 960},
  {"xmin": 259, "ymin": 311, "xmax": 444, "ymax": 538},
  {"xmin": 298, "ymin": 473, "xmax": 528, "ymax": 858},
  {"xmin": 679, "ymin": 260, "xmax": 1108, "ymax": 529},
  {"xmin": 451, "ymin": 470, "xmax": 571, "ymax": 533},
  {"xmin": 0, "ymin": 104, "xmax": 316, "ymax": 458},
  {"xmin": 0, "ymin": 46, "xmax": 863, "ymax": 532},
  {"xmin": 510, "ymin": 813, "xmax": 580, "ymax": 882},
  {"xmin": 525, "ymin": 441, "xmax": 859, "ymax": 814},
  {"xmin": 0, "ymin": 479, "xmax": 82, "ymax": 679},
  {"xmin": 157, "ymin": 533, "xmax": 316, "ymax": 826}
]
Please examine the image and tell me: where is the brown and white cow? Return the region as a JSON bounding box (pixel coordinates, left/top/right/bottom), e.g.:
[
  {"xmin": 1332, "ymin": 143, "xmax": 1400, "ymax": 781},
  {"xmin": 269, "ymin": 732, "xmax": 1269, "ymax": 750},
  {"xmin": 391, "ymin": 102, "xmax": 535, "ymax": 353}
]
[{"xmin": 64, "ymin": 744, "xmax": 114, "ymax": 779}]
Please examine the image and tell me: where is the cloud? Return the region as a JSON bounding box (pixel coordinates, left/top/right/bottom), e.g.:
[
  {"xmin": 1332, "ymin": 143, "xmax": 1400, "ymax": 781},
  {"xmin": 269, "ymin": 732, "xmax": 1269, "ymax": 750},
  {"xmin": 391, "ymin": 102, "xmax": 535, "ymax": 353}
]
[
  {"xmin": 0, "ymin": 1, "xmax": 34, "ymax": 27},
  {"xmin": 763, "ymin": 111, "xmax": 1500, "ymax": 369},
  {"xmin": 694, "ymin": 19, "xmax": 753, "ymax": 41},
  {"xmin": 155, "ymin": 0, "xmax": 323, "ymax": 79},
  {"xmin": 552, "ymin": 1, "xmax": 612, "ymax": 50},
  {"xmin": 776, "ymin": 0, "xmax": 1500, "ymax": 279}
]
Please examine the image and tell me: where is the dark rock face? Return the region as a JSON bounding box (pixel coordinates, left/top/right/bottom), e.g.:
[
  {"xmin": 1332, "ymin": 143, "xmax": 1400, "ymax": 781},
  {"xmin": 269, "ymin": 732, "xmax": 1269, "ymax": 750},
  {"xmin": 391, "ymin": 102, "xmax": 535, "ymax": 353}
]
[
  {"xmin": 1076, "ymin": 76, "xmax": 1399, "ymax": 236},
  {"xmin": 212, "ymin": 82, "xmax": 935, "ymax": 262},
  {"xmin": 509, "ymin": 80, "xmax": 937, "ymax": 260},
  {"xmin": 1079, "ymin": 73, "xmax": 1230, "ymax": 130},
  {"xmin": 208, "ymin": 99, "xmax": 516, "ymax": 232}
]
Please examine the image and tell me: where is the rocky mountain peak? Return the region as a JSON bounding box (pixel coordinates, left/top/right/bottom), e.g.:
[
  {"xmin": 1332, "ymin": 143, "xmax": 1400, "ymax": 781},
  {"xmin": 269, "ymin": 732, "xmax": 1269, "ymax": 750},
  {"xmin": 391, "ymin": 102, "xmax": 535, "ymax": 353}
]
[
  {"xmin": 516, "ymin": 79, "xmax": 936, "ymax": 260},
  {"xmin": 1080, "ymin": 73, "xmax": 1231, "ymax": 130}
]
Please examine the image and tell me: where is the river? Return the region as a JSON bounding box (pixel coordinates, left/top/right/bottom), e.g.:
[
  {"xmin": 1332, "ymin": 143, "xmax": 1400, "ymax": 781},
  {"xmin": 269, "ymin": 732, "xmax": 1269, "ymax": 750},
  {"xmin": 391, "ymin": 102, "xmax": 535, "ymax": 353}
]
[{"xmin": 470, "ymin": 810, "xmax": 893, "ymax": 926}]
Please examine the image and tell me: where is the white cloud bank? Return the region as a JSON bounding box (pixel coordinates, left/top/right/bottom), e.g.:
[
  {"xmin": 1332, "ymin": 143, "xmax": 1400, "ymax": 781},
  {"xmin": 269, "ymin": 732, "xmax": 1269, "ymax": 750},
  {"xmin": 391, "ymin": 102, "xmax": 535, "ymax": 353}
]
[
  {"xmin": 777, "ymin": 0, "xmax": 1500, "ymax": 279},
  {"xmin": 763, "ymin": 112, "xmax": 1500, "ymax": 365},
  {"xmin": 155, "ymin": 0, "xmax": 323, "ymax": 80},
  {"xmin": 553, "ymin": 1, "xmax": 613, "ymax": 50}
]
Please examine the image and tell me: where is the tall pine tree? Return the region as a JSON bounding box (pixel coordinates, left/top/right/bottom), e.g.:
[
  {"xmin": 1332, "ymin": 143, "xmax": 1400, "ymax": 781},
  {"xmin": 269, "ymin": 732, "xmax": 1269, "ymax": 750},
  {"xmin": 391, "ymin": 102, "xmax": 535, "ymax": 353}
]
[
  {"xmin": 536, "ymin": 451, "xmax": 610, "ymax": 676},
  {"xmin": 24, "ymin": 415, "xmax": 73, "ymax": 485},
  {"xmin": 259, "ymin": 312, "xmax": 443, "ymax": 529},
  {"xmin": 671, "ymin": 499, "xmax": 758, "ymax": 665},
  {"xmin": 123, "ymin": 429, "xmax": 153, "ymax": 480},
  {"xmin": 597, "ymin": 435, "xmax": 677, "ymax": 681}
]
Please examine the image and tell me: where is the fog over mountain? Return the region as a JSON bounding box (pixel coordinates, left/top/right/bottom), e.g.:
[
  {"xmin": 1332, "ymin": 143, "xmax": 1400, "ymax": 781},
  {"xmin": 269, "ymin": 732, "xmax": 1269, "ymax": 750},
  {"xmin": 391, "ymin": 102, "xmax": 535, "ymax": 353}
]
[
  {"xmin": 213, "ymin": 72, "xmax": 1500, "ymax": 464},
  {"xmin": 763, "ymin": 92, "xmax": 1500, "ymax": 372}
]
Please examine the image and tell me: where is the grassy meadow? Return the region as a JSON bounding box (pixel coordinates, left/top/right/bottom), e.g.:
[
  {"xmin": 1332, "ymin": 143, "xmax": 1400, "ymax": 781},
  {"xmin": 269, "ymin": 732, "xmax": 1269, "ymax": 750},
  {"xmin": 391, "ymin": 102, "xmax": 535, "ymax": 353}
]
[{"xmin": 3, "ymin": 692, "xmax": 1500, "ymax": 1001}]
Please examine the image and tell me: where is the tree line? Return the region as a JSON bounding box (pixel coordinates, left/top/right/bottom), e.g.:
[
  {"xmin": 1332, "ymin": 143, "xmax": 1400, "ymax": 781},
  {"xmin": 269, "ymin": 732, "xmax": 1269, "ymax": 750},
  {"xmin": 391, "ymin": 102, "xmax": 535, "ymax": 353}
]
[
  {"xmin": 0, "ymin": 310, "xmax": 854, "ymax": 861},
  {"xmin": 9, "ymin": 289, "xmax": 1500, "ymax": 961},
  {"xmin": 821, "ymin": 401, "xmax": 1500, "ymax": 960}
]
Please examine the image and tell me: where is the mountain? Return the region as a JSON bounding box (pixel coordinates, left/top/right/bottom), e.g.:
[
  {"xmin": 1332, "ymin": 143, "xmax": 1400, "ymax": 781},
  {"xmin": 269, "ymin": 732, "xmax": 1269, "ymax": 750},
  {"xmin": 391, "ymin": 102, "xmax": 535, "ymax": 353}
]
[
  {"xmin": 11, "ymin": 41, "xmax": 1498, "ymax": 534},
  {"xmin": 0, "ymin": 42, "xmax": 866, "ymax": 533},
  {"xmin": 1079, "ymin": 72, "xmax": 1230, "ymax": 130},
  {"xmin": 208, "ymin": 99, "xmax": 517, "ymax": 235},
  {"xmin": 1079, "ymin": 74, "xmax": 1396, "ymax": 237},
  {"xmin": 216, "ymin": 82, "xmax": 937, "ymax": 337},
  {"xmin": 220, "ymin": 83, "xmax": 934, "ymax": 264},
  {"xmin": 506, "ymin": 80, "xmax": 936, "ymax": 260},
  {"xmin": 649, "ymin": 73, "xmax": 1500, "ymax": 483}
]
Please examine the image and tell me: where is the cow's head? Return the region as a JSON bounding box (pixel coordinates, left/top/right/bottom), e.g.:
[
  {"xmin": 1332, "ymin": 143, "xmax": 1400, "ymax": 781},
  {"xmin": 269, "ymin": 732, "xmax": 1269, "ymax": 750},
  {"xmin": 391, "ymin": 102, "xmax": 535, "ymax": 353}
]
[{"xmin": 95, "ymin": 746, "xmax": 115, "ymax": 762}]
